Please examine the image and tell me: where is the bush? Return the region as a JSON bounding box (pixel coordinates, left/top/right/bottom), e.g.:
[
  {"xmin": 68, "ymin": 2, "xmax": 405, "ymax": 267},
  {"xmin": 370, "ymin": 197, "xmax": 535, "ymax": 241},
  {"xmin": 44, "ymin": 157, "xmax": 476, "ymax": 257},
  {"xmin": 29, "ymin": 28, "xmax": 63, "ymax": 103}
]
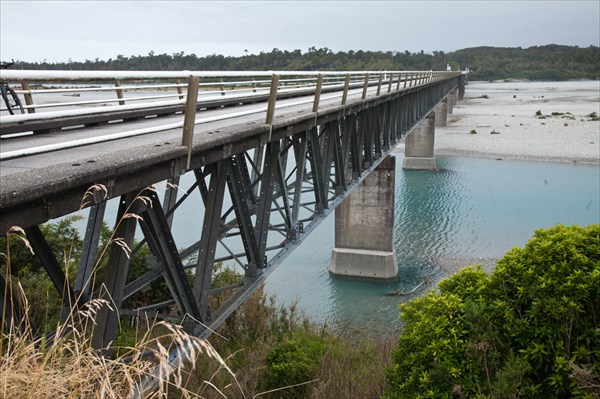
[
  {"xmin": 385, "ymin": 224, "xmax": 600, "ymax": 399},
  {"xmin": 261, "ymin": 334, "xmax": 329, "ymax": 397},
  {"xmin": 180, "ymin": 285, "xmax": 395, "ymax": 398}
]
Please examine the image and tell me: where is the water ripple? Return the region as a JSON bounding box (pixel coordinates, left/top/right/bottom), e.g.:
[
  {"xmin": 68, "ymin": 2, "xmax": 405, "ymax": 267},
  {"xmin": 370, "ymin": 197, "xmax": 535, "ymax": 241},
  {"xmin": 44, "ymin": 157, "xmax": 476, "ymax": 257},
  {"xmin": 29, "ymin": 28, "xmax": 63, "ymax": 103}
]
[{"xmin": 265, "ymin": 155, "xmax": 600, "ymax": 334}]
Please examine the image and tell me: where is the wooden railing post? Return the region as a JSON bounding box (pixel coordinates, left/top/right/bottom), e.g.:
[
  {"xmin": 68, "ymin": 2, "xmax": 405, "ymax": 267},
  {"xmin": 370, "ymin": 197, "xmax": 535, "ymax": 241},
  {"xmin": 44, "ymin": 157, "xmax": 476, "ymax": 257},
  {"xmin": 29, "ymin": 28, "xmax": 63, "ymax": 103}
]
[
  {"xmin": 265, "ymin": 74, "xmax": 279, "ymax": 124},
  {"xmin": 114, "ymin": 79, "xmax": 125, "ymax": 105},
  {"xmin": 176, "ymin": 79, "xmax": 184, "ymax": 100},
  {"xmin": 341, "ymin": 73, "xmax": 350, "ymax": 105},
  {"xmin": 182, "ymin": 75, "xmax": 200, "ymax": 169},
  {"xmin": 376, "ymin": 73, "xmax": 383, "ymax": 96},
  {"xmin": 219, "ymin": 78, "xmax": 225, "ymax": 96},
  {"xmin": 312, "ymin": 74, "xmax": 324, "ymax": 113},
  {"xmin": 21, "ymin": 80, "xmax": 35, "ymax": 113},
  {"xmin": 387, "ymin": 72, "xmax": 394, "ymax": 93},
  {"xmin": 362, "ymin": 73, "xmax": 369, "ymax": 100}
]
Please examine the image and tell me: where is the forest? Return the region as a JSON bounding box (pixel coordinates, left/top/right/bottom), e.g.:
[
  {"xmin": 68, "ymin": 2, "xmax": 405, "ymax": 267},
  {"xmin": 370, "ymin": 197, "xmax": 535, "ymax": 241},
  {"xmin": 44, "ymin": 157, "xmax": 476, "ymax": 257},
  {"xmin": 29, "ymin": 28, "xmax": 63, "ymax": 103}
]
[{"xmin": 6, "ymin": 44, "xmax": 599, "ymax": 81}]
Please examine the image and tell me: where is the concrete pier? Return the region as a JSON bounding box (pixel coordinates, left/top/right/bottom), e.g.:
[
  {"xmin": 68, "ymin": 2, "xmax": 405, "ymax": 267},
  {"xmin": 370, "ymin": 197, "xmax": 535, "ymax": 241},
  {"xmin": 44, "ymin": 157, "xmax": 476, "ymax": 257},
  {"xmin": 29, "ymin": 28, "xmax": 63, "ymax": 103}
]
[
  {"xmin": 435, "ymin": 98, "xmax": 448, "ymax": 127},
  {"xmin": 447, "ymin": 90, "xmax": 456, "ymax": 114},
  {"xmin": 329, "ymin": 156, "xmax": 397, "ymax": 280},
  {"xmin": 402, "ymin": 111, "xmax": 436, "ymax": 170}
]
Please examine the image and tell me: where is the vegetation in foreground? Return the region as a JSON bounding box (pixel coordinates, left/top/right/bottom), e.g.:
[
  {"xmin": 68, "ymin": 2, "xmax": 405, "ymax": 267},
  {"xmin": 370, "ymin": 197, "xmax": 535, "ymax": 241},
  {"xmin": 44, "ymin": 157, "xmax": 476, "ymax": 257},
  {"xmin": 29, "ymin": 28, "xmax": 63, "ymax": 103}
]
[
  {"xmin": 1, "ymin": 228, "xmax": 231, "ymax": 399},
  {"xmin": 174, "ymin": 287, "xmax": 395, "ymax": 398},
  {"xmin": 2, "ymin": 219, "xmax": 599, "ymax": 398},
  {"xmin": 1, "ymin": 217, "xmax": 395, "ymax": 398},
  {"xmin": 384, "ymin": 224, "xmax": 600, "ymax": 399}
]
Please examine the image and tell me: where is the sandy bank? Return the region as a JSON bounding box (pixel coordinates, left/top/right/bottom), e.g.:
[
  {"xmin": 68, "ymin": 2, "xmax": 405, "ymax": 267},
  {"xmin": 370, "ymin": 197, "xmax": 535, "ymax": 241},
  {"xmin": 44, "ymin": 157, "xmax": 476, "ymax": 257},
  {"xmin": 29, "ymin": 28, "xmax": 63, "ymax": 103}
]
[
  {"xmin": 397, "ymin": 80, "xmax": 600, "ymax": 164},
  {"xmin": 396, "ymin": 80, "xmax": 599, "ymax": 276}
]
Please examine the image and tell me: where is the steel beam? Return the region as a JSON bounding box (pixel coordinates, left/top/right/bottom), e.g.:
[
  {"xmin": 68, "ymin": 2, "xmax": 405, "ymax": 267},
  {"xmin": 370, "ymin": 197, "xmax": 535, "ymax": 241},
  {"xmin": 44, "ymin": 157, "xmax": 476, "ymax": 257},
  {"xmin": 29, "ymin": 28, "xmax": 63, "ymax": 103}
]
[
  {"xmin": 0, "ymin": 75, "xmax": 463, "ymax": 349},
  {"xmin": 25, "ymin": 226, "xmax": 76, "ymax": 308},
  {"xmin": 193, "ymin": 161, "xmax": 227, "ymax": 324},
  {"xmin": 138, "ymin": 189, "xmax": 202, "ymax": 322},
  {"xmin": 92, "ymin": 194, "xmax": 138, "ymax": 351},
  {"xmin": 74, "ymin": 201, "xmax": 106, "ymax": 303}
]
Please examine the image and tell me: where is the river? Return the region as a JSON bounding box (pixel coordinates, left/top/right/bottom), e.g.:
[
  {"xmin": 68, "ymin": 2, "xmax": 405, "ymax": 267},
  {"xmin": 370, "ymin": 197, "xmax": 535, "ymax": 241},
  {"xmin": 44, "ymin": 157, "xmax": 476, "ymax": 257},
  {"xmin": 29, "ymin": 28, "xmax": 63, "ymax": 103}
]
[{"xmin": 263, "ymin": 154, "xmax": 600, "ymax": 334}]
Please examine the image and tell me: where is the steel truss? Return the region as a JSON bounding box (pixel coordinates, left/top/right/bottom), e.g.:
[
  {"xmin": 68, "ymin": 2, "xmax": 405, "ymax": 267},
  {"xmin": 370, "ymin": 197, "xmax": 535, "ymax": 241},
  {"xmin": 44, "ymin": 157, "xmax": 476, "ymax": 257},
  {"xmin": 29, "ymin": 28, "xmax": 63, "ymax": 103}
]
[{"xmin": 1, "ymin": 76, "xmax": 463, "ymax": 348}]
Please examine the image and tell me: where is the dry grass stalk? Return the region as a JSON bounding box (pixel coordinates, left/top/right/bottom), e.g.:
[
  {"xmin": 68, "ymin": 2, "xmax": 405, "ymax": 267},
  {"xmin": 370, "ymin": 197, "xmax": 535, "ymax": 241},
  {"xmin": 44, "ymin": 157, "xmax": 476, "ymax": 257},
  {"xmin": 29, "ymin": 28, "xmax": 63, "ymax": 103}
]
[
  {"xmin": 1, "ymin": 183, "xmax": 236, "ymax": 398},
  {"xmin": 1, "ymin": 291, "xmax": 232, "ymax": 398}
]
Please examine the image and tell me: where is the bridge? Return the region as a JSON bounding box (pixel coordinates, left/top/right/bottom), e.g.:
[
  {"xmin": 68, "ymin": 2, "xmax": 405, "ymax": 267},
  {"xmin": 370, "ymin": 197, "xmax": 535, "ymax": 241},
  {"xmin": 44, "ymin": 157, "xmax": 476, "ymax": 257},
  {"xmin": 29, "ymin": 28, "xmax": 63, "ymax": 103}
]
[{"xmin": 0, "ymin": 69, "xmax": 467, "ymax": 351}]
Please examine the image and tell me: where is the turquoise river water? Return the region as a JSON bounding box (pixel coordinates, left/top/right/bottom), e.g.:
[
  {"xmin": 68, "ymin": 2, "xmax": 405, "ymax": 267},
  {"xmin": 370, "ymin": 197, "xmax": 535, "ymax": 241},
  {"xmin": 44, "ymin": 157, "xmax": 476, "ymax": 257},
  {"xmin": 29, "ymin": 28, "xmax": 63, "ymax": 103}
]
[
  {"xmin": 263, "ymin": 155, "xmax": 600, "ymax": 334},
  {"xmin": 67, "ymin": 154, "xmax": 599, "ymax": 334}
]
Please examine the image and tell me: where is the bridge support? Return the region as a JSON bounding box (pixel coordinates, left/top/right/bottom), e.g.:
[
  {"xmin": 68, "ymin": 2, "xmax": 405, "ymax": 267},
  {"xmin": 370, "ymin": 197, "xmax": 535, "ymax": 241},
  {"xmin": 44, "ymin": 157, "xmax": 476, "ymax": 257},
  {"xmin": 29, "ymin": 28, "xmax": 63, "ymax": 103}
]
[
  {"xmin": 435, "ymin": 98, "xmax": 448, "ymax": 127},
  {"xmin": 458, "ymin": 74, "xmax": 468, "ymax": 100},
  {"xmin": 329, "ymin": 156, "xmax": 397, "ymax": 280},
  {"xmin": 402, "ymin": 111, "xmax": 436, "ymax": 170},
  {"xmin": 447, "ymin": 89, "xmax": 457, "ymax": 114}
]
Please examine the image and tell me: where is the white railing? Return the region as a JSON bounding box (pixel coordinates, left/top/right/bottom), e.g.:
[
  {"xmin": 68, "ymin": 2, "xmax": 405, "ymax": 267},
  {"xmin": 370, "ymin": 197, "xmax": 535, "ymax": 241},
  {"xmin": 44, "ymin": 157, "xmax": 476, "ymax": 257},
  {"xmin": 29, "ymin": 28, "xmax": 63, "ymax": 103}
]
[
  {"xmin": 0, "ymin": 70, "xmax": 460, "ymax": 163},
  {"xmin": 0, "ymin": 70, "xmax": 459, "ymax": 118}
]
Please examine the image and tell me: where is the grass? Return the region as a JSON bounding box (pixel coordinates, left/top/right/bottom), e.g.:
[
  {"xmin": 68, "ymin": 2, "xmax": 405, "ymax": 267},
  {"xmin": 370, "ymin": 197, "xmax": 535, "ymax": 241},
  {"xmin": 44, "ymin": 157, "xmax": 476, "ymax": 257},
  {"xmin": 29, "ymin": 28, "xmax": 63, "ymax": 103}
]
[
  {"xmin": 0, "ymin": 288, "xmax": 229, "ymax": 398},
  {"xmin": 2, "ymin": 183, "xmax": 397, "ymax": 398},
  {"xmin": 0, "ymin": 194, "xmax": 232, "ymax": 398},
  {"xmin": 2, "ymin": 242, "xmax": 395, "ymax": 399},
  {"xmin": 174, "ymin": 287, "xmax": 396, "ymax": 398}
]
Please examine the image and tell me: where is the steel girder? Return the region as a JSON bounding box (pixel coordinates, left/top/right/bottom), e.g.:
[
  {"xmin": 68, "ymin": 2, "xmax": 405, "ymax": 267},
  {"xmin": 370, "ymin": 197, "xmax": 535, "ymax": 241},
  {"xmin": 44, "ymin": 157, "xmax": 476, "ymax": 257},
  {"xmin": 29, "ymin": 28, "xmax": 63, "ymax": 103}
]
[{"xmin": 1, "ymin": 78, "xmax": 460, "ymax": 344}]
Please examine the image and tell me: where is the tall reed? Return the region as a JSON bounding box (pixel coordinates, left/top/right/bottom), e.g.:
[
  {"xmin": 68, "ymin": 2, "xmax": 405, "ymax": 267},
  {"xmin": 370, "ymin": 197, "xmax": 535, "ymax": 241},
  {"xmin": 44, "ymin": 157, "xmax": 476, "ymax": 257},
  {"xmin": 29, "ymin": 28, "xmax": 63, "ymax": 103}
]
[{"xmin": 0, "ymin": 186, "xmax": 234, "ymax": 398}]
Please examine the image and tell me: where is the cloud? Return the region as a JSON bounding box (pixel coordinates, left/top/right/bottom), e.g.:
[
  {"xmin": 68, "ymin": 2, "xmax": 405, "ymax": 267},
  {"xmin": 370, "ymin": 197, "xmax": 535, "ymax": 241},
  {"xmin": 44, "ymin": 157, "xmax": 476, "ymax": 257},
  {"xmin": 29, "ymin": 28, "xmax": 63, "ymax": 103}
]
[{"xmin": 1, "ymin": 1, "xmax": 598, "ymax": 63}]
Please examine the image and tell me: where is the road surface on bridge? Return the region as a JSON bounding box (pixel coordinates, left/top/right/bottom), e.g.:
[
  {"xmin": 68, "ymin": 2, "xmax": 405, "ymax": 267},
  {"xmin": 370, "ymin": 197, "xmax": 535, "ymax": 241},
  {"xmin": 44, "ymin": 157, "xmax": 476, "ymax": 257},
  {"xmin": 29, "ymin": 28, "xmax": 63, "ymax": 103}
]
[{"xmin": 0, "ymin": 85, "xmax": 379, "ymax": 177}]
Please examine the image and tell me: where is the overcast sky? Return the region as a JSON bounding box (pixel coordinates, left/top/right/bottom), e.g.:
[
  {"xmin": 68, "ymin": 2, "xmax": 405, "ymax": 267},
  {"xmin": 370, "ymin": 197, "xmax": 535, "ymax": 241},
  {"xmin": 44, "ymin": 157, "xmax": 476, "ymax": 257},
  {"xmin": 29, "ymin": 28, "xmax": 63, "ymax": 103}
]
[{"xmin": 1, "ymin": 1, "xmax": 599, "ymax": 63}]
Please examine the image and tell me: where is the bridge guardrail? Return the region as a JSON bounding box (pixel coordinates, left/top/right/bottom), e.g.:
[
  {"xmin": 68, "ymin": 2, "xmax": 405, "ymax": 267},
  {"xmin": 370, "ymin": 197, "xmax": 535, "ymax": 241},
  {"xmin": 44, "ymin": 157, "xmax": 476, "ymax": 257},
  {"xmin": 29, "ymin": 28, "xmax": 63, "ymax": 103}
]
[{"xmin": 0, "ymin": 70, "xmax": 460, "ymax": 136}]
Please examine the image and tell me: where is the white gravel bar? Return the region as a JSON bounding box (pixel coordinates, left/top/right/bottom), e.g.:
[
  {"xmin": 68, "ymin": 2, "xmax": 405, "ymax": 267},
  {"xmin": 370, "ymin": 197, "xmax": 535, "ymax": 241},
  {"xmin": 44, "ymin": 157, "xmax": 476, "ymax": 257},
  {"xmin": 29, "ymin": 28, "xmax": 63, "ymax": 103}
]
[
  {"xmin": 396, "ymin": 80, "xmax": 599, "ymax": 276},
  {"xmin": 425, "ymin": 80, "xmax": 600, "ymax": 164}
]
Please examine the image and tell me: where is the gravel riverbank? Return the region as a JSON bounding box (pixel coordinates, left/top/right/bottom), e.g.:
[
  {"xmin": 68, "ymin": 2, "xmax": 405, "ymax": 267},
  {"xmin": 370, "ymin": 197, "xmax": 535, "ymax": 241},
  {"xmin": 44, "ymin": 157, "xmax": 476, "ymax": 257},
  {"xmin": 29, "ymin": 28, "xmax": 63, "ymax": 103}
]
[
  {"xmin": 397, "ymin": 80, "xmax": 600, "ymax": 164},
  {"xmin": 396, "ymin": 80, "xmax": 599, "ymax": 277}
]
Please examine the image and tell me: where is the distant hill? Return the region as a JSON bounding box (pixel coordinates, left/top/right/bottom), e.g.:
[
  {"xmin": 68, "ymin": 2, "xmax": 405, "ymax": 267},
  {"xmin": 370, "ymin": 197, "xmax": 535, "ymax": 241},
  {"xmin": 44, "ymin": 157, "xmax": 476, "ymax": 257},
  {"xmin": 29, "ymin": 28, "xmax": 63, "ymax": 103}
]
[
  {"xmin": 448, "ymin": 45, "xmax": 599, "ymax": 80},
  {"xmin": 5, "ymin": 45, "xmax": 599, "ymax": 81}
]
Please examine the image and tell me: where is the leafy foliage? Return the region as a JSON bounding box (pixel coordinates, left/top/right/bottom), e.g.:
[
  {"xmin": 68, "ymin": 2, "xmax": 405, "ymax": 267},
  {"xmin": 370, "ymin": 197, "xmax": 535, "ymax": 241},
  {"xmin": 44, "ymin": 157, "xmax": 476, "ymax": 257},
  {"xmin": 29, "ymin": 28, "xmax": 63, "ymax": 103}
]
[
  {"xmin": 6, "ymin": 45, "xmax": 599, "ymax": 81},
  {"xmin": 385, "ymin": 224, "xmax": 600, "ymax": 399},
  {"xmin": 1, "ymin": 217, "xmax": 84, "ymax": 329},
  {"xmin": 0, "ymin": 217, "xmax": 170, "ymax": 333},
  {"xmin": 451, "ymin": 45, "xmax": 600, "ymax": 81},
  {"xmin": 261, "ymin": 333, "xmax": 330, "ymax": 397}
]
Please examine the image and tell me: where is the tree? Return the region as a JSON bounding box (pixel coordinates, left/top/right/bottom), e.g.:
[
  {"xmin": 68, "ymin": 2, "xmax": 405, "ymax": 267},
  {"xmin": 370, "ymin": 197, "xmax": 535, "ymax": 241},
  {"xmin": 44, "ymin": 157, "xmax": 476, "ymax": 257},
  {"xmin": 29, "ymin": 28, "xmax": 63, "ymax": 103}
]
[
  {"xmin": 1, "ymin": 217, "xmax": 166, "ymax": 331},
  {"xmin": 9, "ymin": 45, "xmax": 599, "ymax": 80},
  {"xmin": 385, "ymin": 224, "xmax": 600, "ymax": 399}
]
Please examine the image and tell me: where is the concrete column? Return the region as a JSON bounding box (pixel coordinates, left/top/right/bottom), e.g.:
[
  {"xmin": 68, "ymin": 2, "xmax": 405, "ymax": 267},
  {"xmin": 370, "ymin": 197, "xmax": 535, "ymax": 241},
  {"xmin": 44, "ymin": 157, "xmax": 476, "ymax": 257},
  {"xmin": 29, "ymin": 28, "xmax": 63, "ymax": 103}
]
[
  {"xmin": 447, "ymin": 90, "xmax": 455, "ymax": 114},
  {"xmin": 453, "ymin": 89, "xmax": 459, "ymax": 107},
  {"xmin": 329, "ymin": 156, "xmax": 397, "ymax": 280},
  {"xmin": 402, "ymin": 111, "xmax": 436, "ymax": 170},
  {"xmin": 458, "ymin": 84, "xmax": 465, "ymax": 100},
  {"xmin": 435, "ymin": 98, "xmax": 448, "ymax": 127}
]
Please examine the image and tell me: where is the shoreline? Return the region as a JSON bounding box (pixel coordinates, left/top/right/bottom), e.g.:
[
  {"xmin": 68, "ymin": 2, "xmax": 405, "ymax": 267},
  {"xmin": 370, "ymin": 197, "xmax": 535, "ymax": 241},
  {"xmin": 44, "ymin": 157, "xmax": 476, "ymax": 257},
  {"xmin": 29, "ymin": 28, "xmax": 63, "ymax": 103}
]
[
  {"xmin": 398, "ymin": 80, "xmax": 599, "ymax": 277},
  {"xmin": 396, "ymin": 80, "xmax": 600, "ymax": 165}
]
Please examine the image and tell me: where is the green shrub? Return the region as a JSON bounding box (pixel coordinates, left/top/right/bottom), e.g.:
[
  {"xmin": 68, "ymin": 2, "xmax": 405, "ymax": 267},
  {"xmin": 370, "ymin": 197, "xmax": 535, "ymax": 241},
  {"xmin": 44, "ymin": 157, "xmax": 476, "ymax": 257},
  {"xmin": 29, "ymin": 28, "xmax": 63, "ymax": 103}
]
[
  {"xmin": 261, "ymin": 333, "xmax": 329, "ymax": 397},
  {"xmin": 385, "ymin": 224, "xmax": 600, "ymax": 399}
]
